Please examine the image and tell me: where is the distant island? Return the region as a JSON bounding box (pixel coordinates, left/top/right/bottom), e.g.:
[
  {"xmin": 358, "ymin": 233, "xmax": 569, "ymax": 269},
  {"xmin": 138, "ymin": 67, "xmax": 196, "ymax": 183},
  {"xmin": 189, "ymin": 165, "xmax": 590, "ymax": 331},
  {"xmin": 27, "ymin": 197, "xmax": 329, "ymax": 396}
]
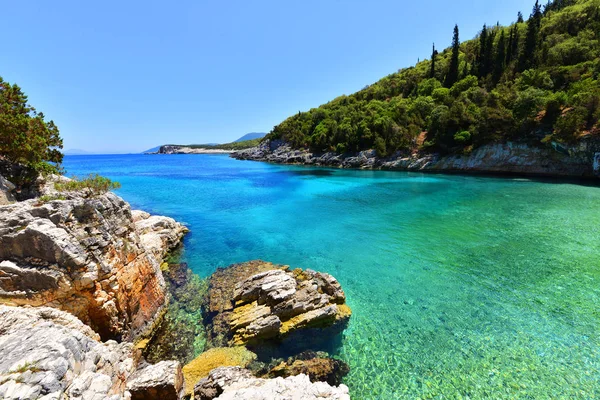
[{"xmin": 146, "ymin": 133, "xmax": 266, "ymax": 154}]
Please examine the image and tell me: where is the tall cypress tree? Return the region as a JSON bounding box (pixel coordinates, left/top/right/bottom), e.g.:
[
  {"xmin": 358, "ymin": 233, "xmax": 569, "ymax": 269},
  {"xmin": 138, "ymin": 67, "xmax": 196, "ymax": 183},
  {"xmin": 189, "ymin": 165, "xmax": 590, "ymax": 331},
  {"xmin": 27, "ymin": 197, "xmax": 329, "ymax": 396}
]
[
  {"xmin": 511, "ymin": 25, "xmax": 521, "ymax": 62},
  {"xmin": 477, "ymin": 24, "xmax": 488, "ymax": 76},
  {"xmin": 445, "ymin": 25, "xmax": 460, "ymax": 87},
  {"xmin": 506, "ymin": 27, "xmax": 515, "ymax": 64},
  {"xmin": 483, "ymin": 29, "xmax": 496, "ymax": 77},
  {"xmin": 494, "ymin": 30, "xmax": 507, "ymax": 81},
  {"xmin": 430, "ymin": 43, "xmax": 438, "ymax": 79},
  {"xmin": 519, "ymin": 0, "xmax": 543, "ymax": 71}
]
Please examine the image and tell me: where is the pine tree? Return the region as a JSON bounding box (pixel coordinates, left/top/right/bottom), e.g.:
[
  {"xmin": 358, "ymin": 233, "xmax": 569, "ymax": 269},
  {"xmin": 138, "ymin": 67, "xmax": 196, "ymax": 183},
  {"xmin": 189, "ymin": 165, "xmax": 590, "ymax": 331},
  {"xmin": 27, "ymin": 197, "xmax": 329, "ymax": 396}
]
[
  {"xmin": 517, "ymin": 11, "xmax": 524, "ymax": 23},
  {"xmin": 445, "ymin": 25, "xmax": 460, "ymax": 87},
  {"xmin": 494, "ymin": 30, "xmax": 507, "ymax": 81},
  {"xmin": 507, "ymin": 27, "xmax": 514, "ymax": 64},
  {"xmin": 519, "ymin": 0, "xmax": 543, "ymax": 71},
  {"xmin": 430, "ymin": 43, "xmax": 438, "ymax": 79},
  {"xmin": 477, "ymin": 24, "xmax": 488, "ymax": 76},
  {"xmin": 511, "ymin": 25, "xmax": 520, "ymax": 62},
  {"xmin": 483, "ymin": 29, "xmax": 496, "ymax": 77}
]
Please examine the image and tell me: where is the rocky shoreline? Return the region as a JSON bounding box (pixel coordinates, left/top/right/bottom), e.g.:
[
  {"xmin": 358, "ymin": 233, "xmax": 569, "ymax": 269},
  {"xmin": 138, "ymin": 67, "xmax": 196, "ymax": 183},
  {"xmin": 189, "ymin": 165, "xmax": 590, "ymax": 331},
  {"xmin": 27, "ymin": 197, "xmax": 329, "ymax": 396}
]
[
  {"xmin": 0, "ymin": 173, "xmax": 353, "ymax": 399},
  {"xmin": 232, "ymin": 138, "xmax": 600, "ymax": 179}
]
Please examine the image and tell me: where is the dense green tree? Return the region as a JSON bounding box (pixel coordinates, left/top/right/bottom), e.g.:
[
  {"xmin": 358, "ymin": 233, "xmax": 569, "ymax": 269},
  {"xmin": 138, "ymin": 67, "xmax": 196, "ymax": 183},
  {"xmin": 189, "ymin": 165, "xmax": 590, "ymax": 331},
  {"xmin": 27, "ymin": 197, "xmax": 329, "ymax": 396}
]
[
  {"xmin": 445, "ymin": 25, "xmax": 461, "ymax": 87},
  {"xmin": 517, "ymin": 11, "xmax": 525, "ymax": 23},
  {"xmin": 0, "ymin": 77, "xmax": 63, "ymax": 177}
]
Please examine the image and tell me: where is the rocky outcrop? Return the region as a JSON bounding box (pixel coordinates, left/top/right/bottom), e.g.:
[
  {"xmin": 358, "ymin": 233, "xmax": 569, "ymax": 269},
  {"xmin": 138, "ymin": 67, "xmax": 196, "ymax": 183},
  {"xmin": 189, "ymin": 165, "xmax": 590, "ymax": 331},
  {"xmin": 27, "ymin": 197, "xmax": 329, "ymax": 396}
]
[
  {"xmin": 0, "ymin": 192, "xmax": 187, "ymax": 341},
  {"xmin": 0, "ymin": 305, "xmax": 137, "ymax": 399},
  {"xmin": 0, "ymin": 175, "xmax": 16, "ymax": 205},
  {"xmin": 193, "ymin": 366, "xmax": 254, "ymax": 400},
  {"xmin": 266, "ymin": 351, "xmax": 349, "ymax": 386},
  {"xmin": 127, "ymin": 361, "xmax": 184, "ymax": 400},
  {"xmin": 132, "ymin": 210, "xmax": 189, "ymax": 264},
  {"xmin": 204, "ymin": 261, "xmax": 351, "ymax": 348},
  {"xmin": 194, "ymin": 367, "xmax": 350, "ymax": 400},
  {"xmin": 0, "ymin": 305, "xmax": 186, "ymax": 400},
  {"xmin": 233, "ymin": 138, "xmax": 600, "ymax": 178}
]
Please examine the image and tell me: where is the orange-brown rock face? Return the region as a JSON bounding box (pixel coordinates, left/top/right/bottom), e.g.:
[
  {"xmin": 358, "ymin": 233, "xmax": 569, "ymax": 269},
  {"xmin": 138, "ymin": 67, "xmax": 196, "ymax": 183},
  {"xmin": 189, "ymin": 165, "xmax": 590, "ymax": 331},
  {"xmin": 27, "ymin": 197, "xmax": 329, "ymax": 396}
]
[{"xmin": 0, "ymin": 192, "xmax": 187, "ymax": 341}]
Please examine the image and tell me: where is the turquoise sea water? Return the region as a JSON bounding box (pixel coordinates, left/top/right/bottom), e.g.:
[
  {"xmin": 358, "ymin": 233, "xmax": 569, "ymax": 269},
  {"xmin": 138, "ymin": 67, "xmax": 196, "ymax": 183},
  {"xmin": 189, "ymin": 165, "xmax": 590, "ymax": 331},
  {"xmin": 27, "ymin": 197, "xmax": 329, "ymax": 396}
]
[{"xmin": 64, "ymin": 154, "xmax": 600, "ymax": 399}]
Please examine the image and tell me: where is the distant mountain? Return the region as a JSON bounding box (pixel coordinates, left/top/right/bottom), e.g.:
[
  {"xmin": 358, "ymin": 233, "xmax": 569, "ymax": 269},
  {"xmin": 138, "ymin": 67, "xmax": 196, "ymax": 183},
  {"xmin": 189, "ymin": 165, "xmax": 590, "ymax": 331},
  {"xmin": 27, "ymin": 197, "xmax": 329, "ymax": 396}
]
[
  {"xmin": 64, "ymin": 149, "xmax": 92, "ymax": 155},
  {"xmin": 234, "ymin": 132, "xmax": 265, "ymax": 143}
]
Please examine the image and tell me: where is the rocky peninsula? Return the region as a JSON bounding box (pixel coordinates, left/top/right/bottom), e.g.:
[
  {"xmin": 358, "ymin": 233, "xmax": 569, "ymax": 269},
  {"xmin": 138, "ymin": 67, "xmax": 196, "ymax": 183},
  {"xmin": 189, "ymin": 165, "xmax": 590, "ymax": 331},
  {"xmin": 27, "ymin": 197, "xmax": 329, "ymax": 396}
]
[
  {"xmin": 0, "ymin": 173, "xmax": 353, "ymax": 399},
  {"xmin": 233, "ymin": 139, "xmax": 600, "ymax": 178}
]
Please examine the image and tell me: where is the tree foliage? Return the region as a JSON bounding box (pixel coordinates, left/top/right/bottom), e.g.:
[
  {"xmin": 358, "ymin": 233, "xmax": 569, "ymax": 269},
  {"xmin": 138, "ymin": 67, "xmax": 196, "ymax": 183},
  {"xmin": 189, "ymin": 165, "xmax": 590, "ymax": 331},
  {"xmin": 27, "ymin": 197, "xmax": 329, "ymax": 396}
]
[
  {"xmin": 0, "ymin": 77, "xmax": 63, "ymax": 176},
  {"xmin": 267, "ymin": 0, "xmax": 600, "ymax": 155}
]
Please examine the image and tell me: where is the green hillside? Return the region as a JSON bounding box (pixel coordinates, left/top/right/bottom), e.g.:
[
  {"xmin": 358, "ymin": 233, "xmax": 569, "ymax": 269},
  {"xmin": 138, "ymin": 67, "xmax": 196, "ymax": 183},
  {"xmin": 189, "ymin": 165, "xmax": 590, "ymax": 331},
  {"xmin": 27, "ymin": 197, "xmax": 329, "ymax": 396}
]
[{"xmin": 266, "ymin": 0, "xmax": 600, "ymax": 156}]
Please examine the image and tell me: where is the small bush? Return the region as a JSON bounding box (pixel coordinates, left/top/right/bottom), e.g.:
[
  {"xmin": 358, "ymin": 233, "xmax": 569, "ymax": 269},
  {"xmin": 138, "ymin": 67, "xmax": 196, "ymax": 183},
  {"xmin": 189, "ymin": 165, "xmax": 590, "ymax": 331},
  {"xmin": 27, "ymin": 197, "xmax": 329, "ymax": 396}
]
[
  {"xmin": 55, "ymin": 174, "xmax": 121, "ymax": 197},
  {"xmin": 35, "ymin": 194, "xmax": 66, "ymax": 206},
  {"xmin": 454, "ymin": 130, "xmax": 472, "ymax": 144}
]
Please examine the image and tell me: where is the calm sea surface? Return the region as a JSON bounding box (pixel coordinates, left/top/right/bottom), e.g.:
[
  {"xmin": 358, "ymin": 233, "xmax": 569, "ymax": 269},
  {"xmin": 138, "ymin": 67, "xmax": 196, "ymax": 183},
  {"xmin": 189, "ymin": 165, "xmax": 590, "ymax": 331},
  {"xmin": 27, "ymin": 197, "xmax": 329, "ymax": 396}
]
[{"xmin": 64, "ymin": 154, "xmax": 600, "ymax": 399}]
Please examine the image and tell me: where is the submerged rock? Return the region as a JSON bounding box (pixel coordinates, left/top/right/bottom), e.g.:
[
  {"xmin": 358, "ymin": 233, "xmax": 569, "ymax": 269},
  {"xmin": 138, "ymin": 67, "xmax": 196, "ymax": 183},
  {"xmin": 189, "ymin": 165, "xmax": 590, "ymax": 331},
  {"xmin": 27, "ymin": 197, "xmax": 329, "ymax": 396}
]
[
  {"xmin": 194, "ymin": 367, "xmax": 350, "ymax": 400},
  {"xmin": 204, "ymin": 260, "xmax": 351, "ymax": 349},
  {"xmin": 266, "ymin": 351, "xmax": 350, "ymax": 386},
  {"xmin": 0, "ymin": 191, "xmax": 187, "ymax": 341},
  {"xmin": 142, "ymin": 262, "xmax": 208, "ymax": 365}
]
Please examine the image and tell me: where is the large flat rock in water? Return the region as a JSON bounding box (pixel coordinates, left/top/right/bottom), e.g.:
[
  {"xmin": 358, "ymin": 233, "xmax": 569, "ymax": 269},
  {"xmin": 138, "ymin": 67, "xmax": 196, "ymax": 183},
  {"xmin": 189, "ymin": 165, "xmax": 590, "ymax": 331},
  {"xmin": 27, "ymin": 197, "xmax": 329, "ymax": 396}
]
[{"xmin": 204, "ymin": 260, "xmax": 351, "ymax": 347}]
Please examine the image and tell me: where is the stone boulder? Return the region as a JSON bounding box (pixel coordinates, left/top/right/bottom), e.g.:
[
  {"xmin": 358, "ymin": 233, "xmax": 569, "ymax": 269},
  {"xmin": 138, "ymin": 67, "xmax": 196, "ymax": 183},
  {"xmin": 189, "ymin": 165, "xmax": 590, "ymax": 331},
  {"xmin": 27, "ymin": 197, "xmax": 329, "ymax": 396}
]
[
  {"xmin": 127, "ymin": 361, "xmax": 184, "ymax": 400},
  {"xmin": 132, "ymin": 210, "xmax": 189, "ymax": 264},
  {"xmin": 204, "ymin": 261, "xmax": 351, "ymax": 347},
  {"xmin": 0, "ymin": 192, "xmax": 186, "ymax": 341},
  {"xmin": 194, "ymin": 367, "xmax": 350, "ymax": 400},
  {"xmin": 0, "ymin": 175, "xmax": 16, "ymax": 205},
  {"xmin": 0, "ymin": 305, "xmax": 137, "ymax": 400},
  {"xmin": 193, "ymin": 366, "xmax": 254, "ymax": 400}
]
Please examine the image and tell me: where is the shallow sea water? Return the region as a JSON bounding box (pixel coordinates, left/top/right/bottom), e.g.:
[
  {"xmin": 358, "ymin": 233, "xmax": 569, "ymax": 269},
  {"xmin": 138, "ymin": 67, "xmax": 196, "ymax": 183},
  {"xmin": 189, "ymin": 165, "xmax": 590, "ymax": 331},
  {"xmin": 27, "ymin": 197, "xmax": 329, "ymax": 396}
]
[{"xmin": 64, "ymin": 154, "xmax": 600, "ymax": 399}]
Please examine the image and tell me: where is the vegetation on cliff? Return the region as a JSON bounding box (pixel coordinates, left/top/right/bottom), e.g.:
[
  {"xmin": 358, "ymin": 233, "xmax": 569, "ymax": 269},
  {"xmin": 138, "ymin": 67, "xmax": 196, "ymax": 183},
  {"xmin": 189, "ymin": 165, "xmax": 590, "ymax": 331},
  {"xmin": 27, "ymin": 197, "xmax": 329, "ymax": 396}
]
[
  {"xmin": 266, "ymin": 0, "xmax": 600, "ymax": 156},
  {"xmin": 0, "ymin": 77, "xmax": 63, "ymax": 177}
]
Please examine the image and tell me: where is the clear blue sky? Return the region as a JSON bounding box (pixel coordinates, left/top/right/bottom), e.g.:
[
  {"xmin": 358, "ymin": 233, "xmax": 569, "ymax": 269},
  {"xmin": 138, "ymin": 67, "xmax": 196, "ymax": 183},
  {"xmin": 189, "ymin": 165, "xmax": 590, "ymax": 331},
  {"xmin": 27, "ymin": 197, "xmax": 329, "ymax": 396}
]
[{"xmin": 1, "ymin": 0, "xmax": 532, "ymax": 153}]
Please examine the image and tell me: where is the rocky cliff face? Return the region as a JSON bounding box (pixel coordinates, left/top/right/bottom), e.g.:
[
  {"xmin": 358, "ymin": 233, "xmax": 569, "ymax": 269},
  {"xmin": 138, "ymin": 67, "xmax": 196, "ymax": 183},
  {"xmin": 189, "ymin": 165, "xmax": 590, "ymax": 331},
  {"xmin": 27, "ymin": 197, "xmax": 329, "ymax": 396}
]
[
  {"xmin": 233, "ymin": 138, "xmax": 600, "ymax": 178},
  {"xmin": 0, "ymin": 191, "xmax": 187, "ymax": 341}
]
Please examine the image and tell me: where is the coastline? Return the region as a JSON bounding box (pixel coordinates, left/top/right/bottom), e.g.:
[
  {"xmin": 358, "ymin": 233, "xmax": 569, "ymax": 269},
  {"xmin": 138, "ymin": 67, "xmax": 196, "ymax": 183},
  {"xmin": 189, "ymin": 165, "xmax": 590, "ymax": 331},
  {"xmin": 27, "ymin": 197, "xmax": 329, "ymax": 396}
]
[
  {"xmin": 232, "ymin": 138, "xmax": 600, "ymax": 180},
  {"xmin": 0, "ymin": 173, "xmax": 352, "ymax": 399},
  {"xmin": 150, "ymin": 146, "xmax": 234, "ymax": 154}
]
